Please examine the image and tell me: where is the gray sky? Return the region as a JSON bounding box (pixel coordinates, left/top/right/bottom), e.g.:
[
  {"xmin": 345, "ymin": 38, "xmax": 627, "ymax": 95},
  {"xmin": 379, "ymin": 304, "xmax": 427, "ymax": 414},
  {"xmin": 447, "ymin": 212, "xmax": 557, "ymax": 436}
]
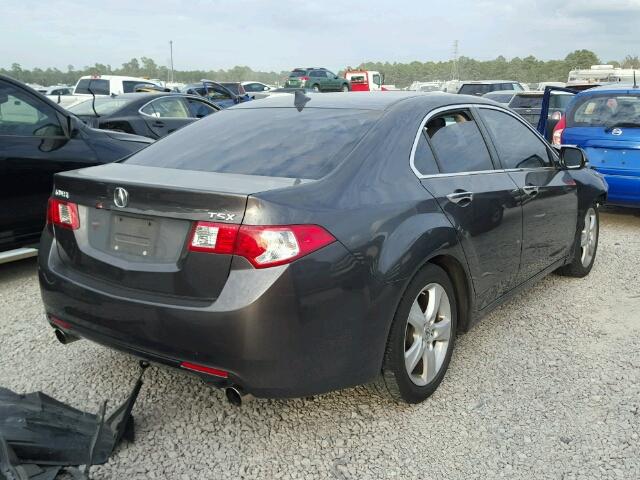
[{"xmin": 1, "ymin": 0, "xmax": 639, "ymax": 72}]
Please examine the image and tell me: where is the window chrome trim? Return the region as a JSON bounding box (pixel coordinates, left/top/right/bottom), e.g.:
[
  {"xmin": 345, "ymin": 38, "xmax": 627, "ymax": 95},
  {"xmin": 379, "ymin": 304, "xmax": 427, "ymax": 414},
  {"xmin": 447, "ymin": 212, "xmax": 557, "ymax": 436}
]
[{"xmin": 410, "ymin": 103, "xmax": 557, "ymax": 179}]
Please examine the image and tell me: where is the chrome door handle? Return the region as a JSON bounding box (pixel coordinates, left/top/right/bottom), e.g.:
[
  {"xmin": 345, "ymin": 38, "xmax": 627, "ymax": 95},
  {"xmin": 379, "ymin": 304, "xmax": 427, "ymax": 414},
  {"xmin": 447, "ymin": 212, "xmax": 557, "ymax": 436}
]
[
  {"xmin": 522, "ymin": 185, "xmax": 539, "ymax": 196},
  {"xmin": 446, "ymin": 191, "xmax": 474, "ymax": 205}
]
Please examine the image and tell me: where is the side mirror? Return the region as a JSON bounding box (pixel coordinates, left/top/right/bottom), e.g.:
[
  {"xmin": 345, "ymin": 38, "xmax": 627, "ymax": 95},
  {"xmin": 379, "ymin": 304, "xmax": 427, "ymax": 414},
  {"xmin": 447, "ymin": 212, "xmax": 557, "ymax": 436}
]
[
  {"xmin": 559, "ymin": 146, "xmax": 587, "ymax": 169},
  {"xmin": 334, "ymin": 75, "xmax": 339, "ymax": 80}
]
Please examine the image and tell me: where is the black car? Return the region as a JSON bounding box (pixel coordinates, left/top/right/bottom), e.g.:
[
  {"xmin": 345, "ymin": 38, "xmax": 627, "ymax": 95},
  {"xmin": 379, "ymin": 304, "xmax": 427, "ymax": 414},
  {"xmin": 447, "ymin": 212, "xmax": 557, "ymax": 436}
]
[
  {"xmin": 39, "ymin": 92, "xmax": 606, "ymax": 404},
  {"xmin": 68, "ymin": 93, "xmax": 220, "ymax": 139},
  {"xmin": 0, "ymin": 74, "xmax": 152, "ymax": 261}
]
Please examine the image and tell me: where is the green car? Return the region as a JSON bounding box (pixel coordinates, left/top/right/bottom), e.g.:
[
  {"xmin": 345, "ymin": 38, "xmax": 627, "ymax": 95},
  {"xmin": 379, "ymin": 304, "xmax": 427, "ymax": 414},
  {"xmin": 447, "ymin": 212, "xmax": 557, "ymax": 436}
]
[{"xmin": 284, "ymin": 68, "xmax": 351, "ymax": 92}]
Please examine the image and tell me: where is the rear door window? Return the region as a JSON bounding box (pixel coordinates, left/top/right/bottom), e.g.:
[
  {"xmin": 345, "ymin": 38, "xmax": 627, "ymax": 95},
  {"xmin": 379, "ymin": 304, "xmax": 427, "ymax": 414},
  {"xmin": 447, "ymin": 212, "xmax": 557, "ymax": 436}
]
[
  {"xmin": 478, "ymin": 108, "xmax": 553, "ymax": 169},
  {"xmin": 412, "ymin": 132, "xmax": 439, "ymax": 175},
  {"xmin": 185, "ymin": 98, "xmax": 218, "ymax": 118},
  {"xmin": 125, "ymin": 108, "xmax": 381, "ymax": 180},
  {"xmin": 509, "ymin": 95, "xmax": 543, "ymax": 108},
  {"xmin": 424, "ymin": 110, "xmax": 494, "ymax": 173}
]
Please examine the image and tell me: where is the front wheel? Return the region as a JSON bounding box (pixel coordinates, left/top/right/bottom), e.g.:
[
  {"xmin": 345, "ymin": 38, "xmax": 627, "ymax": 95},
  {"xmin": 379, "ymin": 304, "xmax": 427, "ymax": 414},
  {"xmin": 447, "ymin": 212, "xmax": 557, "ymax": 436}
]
[
  {"xmin": 556, "ymin": 203, "xmax": 599, "ymax": 277},
  {"xmin": 382, "ymin": 263, "xmax": 457, "ymax": 403}
]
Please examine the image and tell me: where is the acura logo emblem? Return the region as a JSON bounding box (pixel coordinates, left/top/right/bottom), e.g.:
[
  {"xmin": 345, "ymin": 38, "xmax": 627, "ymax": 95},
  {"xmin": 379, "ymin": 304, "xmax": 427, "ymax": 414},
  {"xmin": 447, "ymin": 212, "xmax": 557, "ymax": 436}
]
[{"xmin": 114, "ymin": 187, "xmax": 129, "ymax": 208}]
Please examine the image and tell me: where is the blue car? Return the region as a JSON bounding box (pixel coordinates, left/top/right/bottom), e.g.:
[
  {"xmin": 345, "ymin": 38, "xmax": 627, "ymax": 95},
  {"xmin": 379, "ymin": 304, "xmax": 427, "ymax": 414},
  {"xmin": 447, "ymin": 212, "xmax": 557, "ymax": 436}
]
[
  {"xmin": 552, "ymin": 84, "xmax": 640, "ymax": 206},
  {"xmin": 181, "ymin": 80, "xmax": 252, "ymax": 109}
]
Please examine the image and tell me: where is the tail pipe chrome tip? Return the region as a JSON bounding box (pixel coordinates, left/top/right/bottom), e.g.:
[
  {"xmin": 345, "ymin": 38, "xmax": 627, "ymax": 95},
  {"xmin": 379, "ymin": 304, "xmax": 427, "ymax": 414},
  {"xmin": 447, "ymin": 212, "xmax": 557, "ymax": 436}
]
[
  {"xmin": 54, "ymin": 328, "xmax": 80, "ymax": 345},
  {"xmin": 225, "ymin": 386, "xmax": 253, "ymax": 407}
]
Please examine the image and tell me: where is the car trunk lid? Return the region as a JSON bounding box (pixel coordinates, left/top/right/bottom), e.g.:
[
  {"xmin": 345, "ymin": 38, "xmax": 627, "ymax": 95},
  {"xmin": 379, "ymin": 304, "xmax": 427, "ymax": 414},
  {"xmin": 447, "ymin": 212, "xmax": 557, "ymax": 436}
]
[{"xmin": 51, "ymin": 163, "xmax": 302, "ymax": 302}]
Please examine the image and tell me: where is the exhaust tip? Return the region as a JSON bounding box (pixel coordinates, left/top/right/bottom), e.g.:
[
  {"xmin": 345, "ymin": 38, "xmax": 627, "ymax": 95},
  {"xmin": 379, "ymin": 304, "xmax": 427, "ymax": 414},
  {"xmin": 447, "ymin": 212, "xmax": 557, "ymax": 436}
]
[
  {"xmin": 54, "ymin": 328, "xmax": 79, "ymax": 345},
  {"xmin": 225, "ymin": 387, "xmax": 243, "ymax": 407}
]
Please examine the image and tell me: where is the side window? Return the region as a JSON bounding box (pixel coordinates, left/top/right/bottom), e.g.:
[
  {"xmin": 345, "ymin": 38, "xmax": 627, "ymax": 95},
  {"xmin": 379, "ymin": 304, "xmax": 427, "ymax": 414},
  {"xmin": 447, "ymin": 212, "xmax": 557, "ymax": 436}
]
[
  {"xmin": 479, "ymin": 108, "xmax": 552, "ymax": 169},
  {"xmin": 141, "ymin": 97, "xmax": 190, "ymax": 118},
  {"xmin": 413, "ymin": 132, "xmax": 439, "ymax": 175},
  {"xmin": 123, "ymin": 81, "xmax": 156, "ymax": 93},
  {"xmin": 425, "ymin": 110, "xmax": 494, "ymax": 173},
  {"xmin": 0, "ymin": 82, "xmax": 64, "ymax": 137},
  {"xmin": 310, "ymin": 70, "xmax": 323, "ymax": 78},
  {"xmin": 244, "ymin": 83, "xmax": 261, "ymax": 92},
  {"xmin": 325, "ymin": 71, "xmax": 336, "ymax": 78},
  {"xmin": 500, "ymin": 83, "xmax": 514, "ymax": 91},
  {"xmin": 372, "ymin": 74, "xmax": 381, "ymax": 86},
  {"xmin": 185, "ymin": 98, "xmax": 218, "ymax": 118}
]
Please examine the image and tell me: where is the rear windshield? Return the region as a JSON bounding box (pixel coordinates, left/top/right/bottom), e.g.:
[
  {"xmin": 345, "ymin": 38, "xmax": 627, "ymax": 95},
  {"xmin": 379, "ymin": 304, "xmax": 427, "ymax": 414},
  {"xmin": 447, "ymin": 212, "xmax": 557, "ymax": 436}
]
[
  {"xmin": 68, "ymin": 97, "xmax": 135, "ymax": 116},
  {"xmin": 289, "ymin": 70, "xmax": 308, "ymax": 77},
  {"xmin": 510, "ymin": 95, "xmax": 543, "ymax": 108},
  {"xmin": 549, "ymin": 94, "xmax": 574, "ymax": 110},
  {"xmin": 567, "ymin": 93, "xmax": 640, "ymax": 127},
  {"xmin": 124, "ymin": 108, "xmax": 381, "ymax": 179},
  {"xmin": 459, "ymin": 84, "xmax": 493, "ymax": 95},
  {"xmin": 74, "ymin": 79, "xmax": 109, "ymax": 95}
]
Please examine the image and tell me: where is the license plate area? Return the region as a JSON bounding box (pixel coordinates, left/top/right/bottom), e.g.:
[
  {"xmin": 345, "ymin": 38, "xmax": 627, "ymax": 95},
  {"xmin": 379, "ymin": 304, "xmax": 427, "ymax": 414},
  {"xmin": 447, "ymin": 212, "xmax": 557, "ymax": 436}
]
[{"xmin": 109, "ymin": 214, "xmax": 159, "ymax": 257}]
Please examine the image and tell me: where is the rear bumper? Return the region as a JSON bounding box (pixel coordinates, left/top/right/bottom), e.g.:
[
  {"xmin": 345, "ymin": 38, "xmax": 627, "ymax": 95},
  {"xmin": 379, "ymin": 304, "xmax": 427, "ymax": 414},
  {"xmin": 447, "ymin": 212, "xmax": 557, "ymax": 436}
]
[
  {"xmin": 596, "ymin": 169, "xmax": 640, "ymax": 206},
  {"xmin": 38, "ymin": 228, "xmax": 396, "ymax": 398}
]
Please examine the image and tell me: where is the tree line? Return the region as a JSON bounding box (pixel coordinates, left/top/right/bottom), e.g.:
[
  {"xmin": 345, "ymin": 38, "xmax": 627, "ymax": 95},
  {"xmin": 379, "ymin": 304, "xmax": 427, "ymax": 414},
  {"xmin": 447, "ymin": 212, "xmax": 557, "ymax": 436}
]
[{"xmin": 2, "ymin": 50, "xmax": 639, "ymax": 88}]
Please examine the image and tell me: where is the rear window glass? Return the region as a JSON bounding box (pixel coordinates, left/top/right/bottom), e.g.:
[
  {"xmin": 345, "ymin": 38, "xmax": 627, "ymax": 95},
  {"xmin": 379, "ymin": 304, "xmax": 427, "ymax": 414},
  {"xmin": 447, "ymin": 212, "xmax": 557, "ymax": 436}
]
[
  {"xmin": 68, "ymin": 97, "xmax": 134, "ymax": 116},
  {"xmin": 290, "ymin": 70, "xmax": 308, "ymax": 77},
  {"xmin": 567, "ymin": 93, "xmax": 640, "ymax": 127},
  {"xmin": 124, "ymin": 108, "xmax": 381, "ymax": 179},
  {"xmin": 122, "ymin": 81, "xmax": 157, "ymax": 93},
  {"xmin": 74, "ymin": 79, "xmax": 109, "ymax": 95},
  {"xmin": 459, "ymin": 84, "xmax": 493, "ymax": 96},
  {"xmin": 509, "ymin": 95, "xmax": 544, "ymax": 109}
]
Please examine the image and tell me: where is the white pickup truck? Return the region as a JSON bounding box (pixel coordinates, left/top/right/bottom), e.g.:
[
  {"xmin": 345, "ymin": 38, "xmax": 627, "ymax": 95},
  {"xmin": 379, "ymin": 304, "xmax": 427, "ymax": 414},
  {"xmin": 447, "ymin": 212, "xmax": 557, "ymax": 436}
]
[{"xmin": 50, "ymin": 75, "xmax": 161, "ymax": 109}]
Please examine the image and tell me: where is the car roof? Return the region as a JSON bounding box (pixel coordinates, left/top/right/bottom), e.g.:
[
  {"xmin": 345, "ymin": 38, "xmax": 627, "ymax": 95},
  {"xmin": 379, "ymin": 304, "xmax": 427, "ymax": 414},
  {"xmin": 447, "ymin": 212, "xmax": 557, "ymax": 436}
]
[
  {"xmin": 578, "ymin": 83, "xmax": 640, "ymax": 94},
  {"xmin": 231, "ymin": 91, "xmax": 494, "ymax": 111}
]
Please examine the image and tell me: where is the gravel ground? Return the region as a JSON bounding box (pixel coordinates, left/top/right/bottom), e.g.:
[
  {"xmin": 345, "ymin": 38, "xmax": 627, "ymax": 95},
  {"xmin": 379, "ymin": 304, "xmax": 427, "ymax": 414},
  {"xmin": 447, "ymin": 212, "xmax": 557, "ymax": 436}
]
[{"xmin": 1, "ymin": 208, "xmax": 639, "ymax": 480}]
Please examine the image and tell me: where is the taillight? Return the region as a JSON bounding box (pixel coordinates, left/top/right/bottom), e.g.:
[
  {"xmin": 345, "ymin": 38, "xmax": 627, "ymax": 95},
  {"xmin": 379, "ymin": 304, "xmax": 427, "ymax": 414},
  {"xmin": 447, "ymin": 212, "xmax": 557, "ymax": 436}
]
[
  {"xmin": 300, "ymin": 76, "xmax": 310, "ymax": 81},
  {"xmin": 552, "ymin": 128, "xmax": 564, "ymax": 146},
  {"xmin": 188, "ymin": 222, "xmax": 336, "ymax": 268},
  {"xmin": 47, "ymin": 198, "xmax": 80, "ymax": 230},
  {"xmin": 552, "ymin": 116, "xmax": 566, "ymax": 146}
]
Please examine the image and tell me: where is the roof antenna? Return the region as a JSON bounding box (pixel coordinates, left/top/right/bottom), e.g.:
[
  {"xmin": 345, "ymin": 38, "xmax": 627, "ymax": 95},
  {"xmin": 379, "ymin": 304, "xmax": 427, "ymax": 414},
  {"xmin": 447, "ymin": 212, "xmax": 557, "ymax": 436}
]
[
  {"xmin": 634, "ymin": 70, "xmax": 638, "ymax": 89},
  {"xmin": 294, "ymin": 89, "xmax": 311, "ymax": 112}
]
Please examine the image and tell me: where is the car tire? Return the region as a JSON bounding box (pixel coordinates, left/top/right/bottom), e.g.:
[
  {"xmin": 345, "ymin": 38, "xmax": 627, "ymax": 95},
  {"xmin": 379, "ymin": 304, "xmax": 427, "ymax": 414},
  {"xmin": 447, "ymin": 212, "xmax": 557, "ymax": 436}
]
[
  {"xmin": 382, "ymin": 263, "xmax": 457, "ymax": 404},
  {"xmin": 556, "ymin": 203, "xmax": 599, "ymax": 278},
  {"xmin": 341, "ymin": 83, "xmax": 350, "ymax": 92},
  {"xmin": 311, "ymin": 84, "xmax": 320, "ymax": 93}
]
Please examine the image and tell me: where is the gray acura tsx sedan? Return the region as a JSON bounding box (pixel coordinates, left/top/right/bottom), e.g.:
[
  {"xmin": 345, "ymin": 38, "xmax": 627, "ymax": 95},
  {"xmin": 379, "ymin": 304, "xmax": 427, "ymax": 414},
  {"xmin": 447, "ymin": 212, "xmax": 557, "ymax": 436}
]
[{"xmin": 38, "ymin": 92, "xmax": 607, "ymax": 404}]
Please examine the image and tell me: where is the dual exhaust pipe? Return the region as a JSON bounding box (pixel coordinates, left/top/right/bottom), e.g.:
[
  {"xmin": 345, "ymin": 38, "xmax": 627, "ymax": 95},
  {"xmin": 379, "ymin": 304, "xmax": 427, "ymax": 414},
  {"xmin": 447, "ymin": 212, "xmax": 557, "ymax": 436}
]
[{"xmin": 53, "ymin": 328, "xmax": 251, "ymax": 406}]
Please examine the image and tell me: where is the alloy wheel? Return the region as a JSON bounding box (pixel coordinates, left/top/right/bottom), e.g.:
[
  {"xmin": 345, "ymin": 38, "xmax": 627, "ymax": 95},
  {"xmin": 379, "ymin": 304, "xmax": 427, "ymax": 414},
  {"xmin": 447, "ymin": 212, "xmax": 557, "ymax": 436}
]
[
  {"xmin": 404, "ymin": 283, "xmax": 452, "ymax": 386},
  {"xmin": 580, "ymin": 207, "xmax": 597, "ymax": 267}
]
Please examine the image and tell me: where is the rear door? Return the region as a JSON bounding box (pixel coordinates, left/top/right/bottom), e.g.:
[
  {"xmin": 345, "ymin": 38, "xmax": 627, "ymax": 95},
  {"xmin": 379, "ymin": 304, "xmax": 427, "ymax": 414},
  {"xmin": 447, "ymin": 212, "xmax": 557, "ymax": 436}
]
[
  {"xmin": 140, "ymin": 96, "xmax": 194, "ymax": 138},
  {"xmin": 0, "ymin": 79, "xmax": 98, "ymax": 250},
  {"xmin": 477, "ymin": 106, "xmax": 577, "ymax": 283},
  {"xmin": 414, "ymin": 107, "xmax": 523, "ymax": 310}
]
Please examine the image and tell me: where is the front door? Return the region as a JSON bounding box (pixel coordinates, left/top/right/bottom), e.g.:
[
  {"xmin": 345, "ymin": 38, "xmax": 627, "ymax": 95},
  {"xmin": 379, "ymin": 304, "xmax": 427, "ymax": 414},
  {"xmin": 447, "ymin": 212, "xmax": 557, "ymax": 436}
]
[
  {"xmin": 476, "ymin": 106, "xmax": 578, "ymax": 283},
  {"xmin": 0, "ymin": 79, "xmax": 98, "ymax": 250},
  {"xmin": 414, "ymin": 108, "xmax": 523, "ymax": 310}
]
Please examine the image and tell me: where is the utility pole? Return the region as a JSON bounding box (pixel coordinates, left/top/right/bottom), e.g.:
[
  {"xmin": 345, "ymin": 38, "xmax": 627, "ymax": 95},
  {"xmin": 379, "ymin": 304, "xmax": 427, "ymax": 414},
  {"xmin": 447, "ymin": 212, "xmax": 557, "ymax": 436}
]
[{"xmin": 169, "ymin": 40, "xmax": 174, "ymax": 85}]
